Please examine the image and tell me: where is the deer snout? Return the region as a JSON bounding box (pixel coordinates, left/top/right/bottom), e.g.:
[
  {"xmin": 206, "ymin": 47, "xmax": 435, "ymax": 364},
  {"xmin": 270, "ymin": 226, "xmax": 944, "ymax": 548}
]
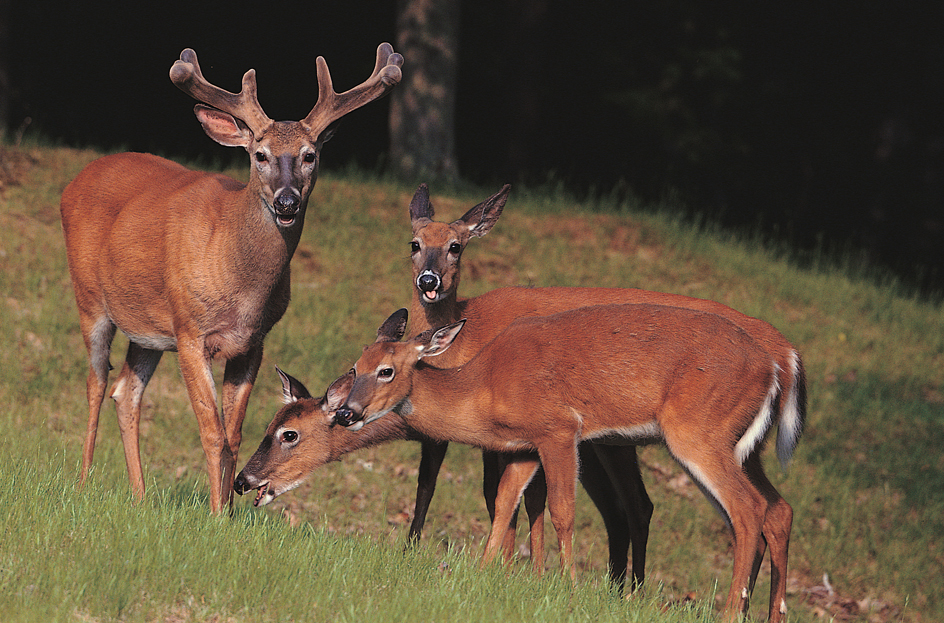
[
  {"xmin": 233, "ymin": 470, "xmax": 255, "ymax": 495},
  {"xmin": 417, "ymin": 270, "xmax": 441, "ymax": 301},
  {"xmin": 273, "ymin": 191, "xmax": 300, "ymax": 215},
  {"xmin": 334, "ymin": 406, "xmax": 363, "ymax": 427}
]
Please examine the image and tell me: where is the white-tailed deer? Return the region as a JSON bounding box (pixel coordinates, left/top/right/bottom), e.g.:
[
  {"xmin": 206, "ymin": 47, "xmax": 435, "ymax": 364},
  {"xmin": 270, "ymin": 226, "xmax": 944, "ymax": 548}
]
[
  {"xmin": 403, "ymin": 183, "xmax": 804, "ymax": 597},
  {"xmin": 60, "ymin": 44, "xmax": 402, "ymax": 512},
  {"xmin": 236, "ymin": 183, "xmax": 805, "ymax": 595},
  {"xmin": 335, "ymin": 305, "xmax": 797, "ymax": 623}
]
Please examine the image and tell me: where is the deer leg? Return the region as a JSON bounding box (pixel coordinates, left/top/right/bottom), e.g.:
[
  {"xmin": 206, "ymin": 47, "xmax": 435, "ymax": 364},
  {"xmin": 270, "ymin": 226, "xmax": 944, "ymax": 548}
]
[
  {"xmin": 176, "ymin": 339, "xmax": 229, "ymax": 513},
  {"xmin": 536, "ymin": 438, "xmax": 579, "ymax": 580},
  {"xmin": 744, "ymin": 452, "xmax": 793, "ymax": 623},
  {"xmin": 481, "ymin": 454, "xmax": 540, "ymax": 568},
  {"xmin": 221, "ymin": 346, "xmax": 263, "ymax": 507},
  {"xmin": 591, "ymin": 443, "xmax": 654, "ymax": 592},
  {"xmin": 79, "ymin": 316, "xmax": 116, "ymax": 486},
  {"xmin": 408, "ymin": 440, "xmax": 449, "ymax": 543},
  {"xmin": 669, "ymin": 444, "xmax": 767, "ymax": 621},
  {"xmin": 522, "ymin": 463, "xmax": 548, "ymax": 576},
  {"xmin": 483, "ymin": 450, "xmax": 524, "ymax": 561},
  {"xmin": 111, "ymin": 342, "xmax": 163, "ymax": 502},
  {"xmin": 578, "ymin": 444, "xmax": 631, "ymax": 592}
]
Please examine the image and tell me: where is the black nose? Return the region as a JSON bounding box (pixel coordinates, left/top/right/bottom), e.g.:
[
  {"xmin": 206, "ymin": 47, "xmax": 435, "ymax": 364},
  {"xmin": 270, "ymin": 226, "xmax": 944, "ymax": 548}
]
[
  {"xmin": 233, "ymin": 472, "xmax": 249, "ymax": 495},
  {"xmin": 334, "ymin": 408, "xmax": 360, "ymax": 427},
  {"xmin": 418, "ymin": 273, "xmax": 439, "ymax": 292},
  {"xmin": 274, "ymin": 192, "xmax": 300, "ymax": 215}
]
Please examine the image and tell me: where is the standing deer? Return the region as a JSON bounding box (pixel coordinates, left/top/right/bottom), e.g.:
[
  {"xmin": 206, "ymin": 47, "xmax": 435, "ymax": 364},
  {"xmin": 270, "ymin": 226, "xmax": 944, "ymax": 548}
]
[
  {"xmin": 60, "ymin": 44, "xmax": 402, "ymax": 512},
  {"xmin": 236, "ymin": 183, "xmax": 805, "ymax": 597},
  {"xmin": 334, "ymin": 305, "xmax": 796, "ymax": 623},
  {"xmin": 403, "ymin": 182, "xmax": 803, "ymax": 599}
]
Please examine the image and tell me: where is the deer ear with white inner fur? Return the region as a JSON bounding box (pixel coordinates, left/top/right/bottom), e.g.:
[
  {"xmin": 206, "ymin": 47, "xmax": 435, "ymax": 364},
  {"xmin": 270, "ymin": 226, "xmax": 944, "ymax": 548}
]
[
  {"xmin": 276, "ymin": 366, "xmax": 312, "ymax": 403},
  {"xmin": 420, "ymin": 319, "xmax": 465, "ymax": 358}
]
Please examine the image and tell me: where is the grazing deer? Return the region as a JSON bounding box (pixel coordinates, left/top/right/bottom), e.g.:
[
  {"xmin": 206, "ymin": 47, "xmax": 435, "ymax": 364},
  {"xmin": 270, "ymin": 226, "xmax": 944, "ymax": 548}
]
[
  {"xmin": 236, "ymin": 183, "xmax": 805, "ymax": 595},
  {"xmin": 334, "ymin": 305, "xmax": 797, "ymax": 623},
  {"xmin": 60, "ymin": 44, "xmax": 402, "ymax": 512}
]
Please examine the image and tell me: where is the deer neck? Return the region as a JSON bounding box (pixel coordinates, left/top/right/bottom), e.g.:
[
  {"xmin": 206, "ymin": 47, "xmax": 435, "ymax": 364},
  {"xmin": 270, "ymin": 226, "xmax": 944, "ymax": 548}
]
[
  {"xmin": 226, "ymin": 177, "xmax": 308, "ymax": 282},
  {"xmin": 399, "ymin": 362, "xmax": 488, "ymax": 446},
  {"xmin": 327, "ymin": 413, "xmax": 414, "ymax": 460},
  {"xmin": 409, "ymin": 288, "xmax": 465, "ymax": 336}
]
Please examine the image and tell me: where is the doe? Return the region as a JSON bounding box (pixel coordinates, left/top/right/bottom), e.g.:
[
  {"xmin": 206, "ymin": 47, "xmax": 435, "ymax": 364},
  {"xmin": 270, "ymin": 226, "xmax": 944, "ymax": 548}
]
[{"xmin": 335, "ymin": 305, "xmax": 798, "ymax": 623}]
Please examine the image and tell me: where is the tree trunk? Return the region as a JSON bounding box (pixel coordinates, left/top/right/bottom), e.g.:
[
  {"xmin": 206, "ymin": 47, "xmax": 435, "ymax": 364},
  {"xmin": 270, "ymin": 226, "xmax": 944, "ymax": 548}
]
[
  {"xmin": 0, "ymin": 0, "xmax": 10, "ymax": 140},
  {"xmin": 389, "ymin": 0, "xmax": 460, "ymax": 182}
]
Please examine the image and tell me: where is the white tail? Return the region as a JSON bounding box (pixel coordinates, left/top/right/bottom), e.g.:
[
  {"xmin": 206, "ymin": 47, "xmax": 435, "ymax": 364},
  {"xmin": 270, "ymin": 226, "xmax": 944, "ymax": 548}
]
[
  {"xmin": 60, "ymin": 44, "xmax": 402, "ymax": 512},
  {"xmin": 405, "ymin": 183, "xmax": 803, "ymax": 601},
  {"xmin": 335, "ymin": 305, "xmax": 795, "ymax": 623}
]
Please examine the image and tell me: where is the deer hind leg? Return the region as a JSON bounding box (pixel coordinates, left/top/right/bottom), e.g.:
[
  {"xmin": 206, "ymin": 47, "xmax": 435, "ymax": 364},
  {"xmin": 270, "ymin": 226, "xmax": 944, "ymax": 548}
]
[
  {"xmin": 481, "ymin": 454, "xmax": 540, "ymax": 569},
  {"xmin": 111, "ymin": 341, "xmax": 163, "ymax": 502},
  {"xmin": 664, "ymin": 433, "xmax": 767, "ymax": 621},
  {"xmin": 79, "ymin": 316, "xmax": 117, "ymax": 486},
  {"xmin": 589, "ymin": 443, "xmax": 653, "ymax": 592},
  {"xmin": 408, "ymin": 440, "xmax": 449, "ymax": 545},
  {"xmin": 220, "ymin": 346, "xmax": 263, "ymax": 508},
  {"xmin": 744, "ymin": 452, "xmax": 793, "ymax": 623}
]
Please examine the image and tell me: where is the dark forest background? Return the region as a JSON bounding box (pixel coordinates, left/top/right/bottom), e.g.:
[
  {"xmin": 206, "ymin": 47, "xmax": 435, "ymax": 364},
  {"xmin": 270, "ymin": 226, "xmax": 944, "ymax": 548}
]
[{"xmin": 4, "ymin": 1, "xmax": 942, "ymax": 294}]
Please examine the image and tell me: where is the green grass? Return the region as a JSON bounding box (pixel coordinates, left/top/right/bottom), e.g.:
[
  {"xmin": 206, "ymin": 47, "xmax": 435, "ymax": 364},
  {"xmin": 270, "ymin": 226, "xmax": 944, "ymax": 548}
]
[{"xmin": 2, "ymin": 142, "xmax": 941, "ymax": 621}]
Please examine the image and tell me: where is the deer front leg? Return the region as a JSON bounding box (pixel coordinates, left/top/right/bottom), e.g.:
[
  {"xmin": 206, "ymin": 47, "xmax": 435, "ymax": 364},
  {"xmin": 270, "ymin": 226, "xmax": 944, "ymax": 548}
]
[
  {"xmin": 176, "ymin": 337, "xmax": 229, "ymax": 513},
  {"xmin": 482, "ymin": 450, "xmax": 523, "ymax": 561},
  {"xmin": 522, "ymin": 463, "xmax": 548, "ymax": 575},
  {"xmin": 537, "ymin": 437, "xmax": 579, "ymax": 580},
  {"xmin": 110, "ymin": 342, "xmax": 163, "ymax": 502},
  {"xmin": 579, "ymin": 444, "xmax": 631, "ymax": 591},
  {"xmin": 591, "ymin": 443, "xmax": 654, "ymax": 591},
  {"xmin": 481, "ymin": 454, "xmax": 540, "ymax": 568},
  {"xmin": 221, "ymin": 345, "xmax": 264, "ymax": 506},
  {"xmin": 408, "ymin": 440, "xmax": 449, "ymax": 544}
]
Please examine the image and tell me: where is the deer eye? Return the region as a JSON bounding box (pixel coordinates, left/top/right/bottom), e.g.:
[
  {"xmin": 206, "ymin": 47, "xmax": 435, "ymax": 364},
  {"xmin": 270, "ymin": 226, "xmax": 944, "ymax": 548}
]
[
  {"xmin": 378, "ymin": 367, "xmax": 395, "ymax": 380},
  {"xmin": 303, "ymin": 152, "xmax": 316, "ymax": 163},
  {"xmin": 411, "ymin": 241, "xmax": 420, "ymax": 254},
  {"xmin": 280, "ymin": 430, "xmax": 298, "ymax": 444},
  {"xmin": 255, "ymin": 152, "xmax": 267, "ymax": 163},
  {"xmin": 448, "ymin": 242, "xmax": 462, "ymax": 255}
]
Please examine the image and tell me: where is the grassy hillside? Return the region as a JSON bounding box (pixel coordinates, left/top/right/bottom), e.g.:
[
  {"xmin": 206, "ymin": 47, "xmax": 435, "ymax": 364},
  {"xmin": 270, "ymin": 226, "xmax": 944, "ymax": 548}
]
[{"xmin": 1, "ymin": 143, "xmax": 941, "ymax": 622}]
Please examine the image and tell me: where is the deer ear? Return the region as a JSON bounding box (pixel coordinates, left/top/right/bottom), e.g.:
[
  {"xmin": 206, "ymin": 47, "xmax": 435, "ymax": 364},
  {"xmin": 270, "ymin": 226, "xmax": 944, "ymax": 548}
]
[
  {"xmin": 376, "ymin": 308, "xmax": 409, "ymax": 342},
  {"xmin": 276, "ymin": 366, "xmax": 312, "ymax": 403},
  {"xmin": 194, "ymin": 104, "xmax": 254, "ymax": 148},
  {"xmin": 421, "ymin": 319, "xmax": 465, "ymax": 358},
  {"xmin": 323, "ymin": 370, "xmax": 355, "ymax": 412},
  {"xmin": 458, "ymin": 184, "xmax": 510, "ymax": 238},
  {"xmin": 409, "ymin": 183, "xmax": 434, "ymax": 222}
]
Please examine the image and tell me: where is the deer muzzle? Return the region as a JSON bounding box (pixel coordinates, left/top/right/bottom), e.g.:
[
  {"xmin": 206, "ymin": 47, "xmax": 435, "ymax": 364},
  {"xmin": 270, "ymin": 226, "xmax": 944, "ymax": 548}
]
[
  {"xmin": 417, "ymin": 270, "xmax": 441, "ymax": 302},
  {"xmin": 273, "ymin": 191, "xmax": 301, "ymax": 225},
  {"xmin": 334, "ymin": 406, "xmax": 361, "ymax": 427}
]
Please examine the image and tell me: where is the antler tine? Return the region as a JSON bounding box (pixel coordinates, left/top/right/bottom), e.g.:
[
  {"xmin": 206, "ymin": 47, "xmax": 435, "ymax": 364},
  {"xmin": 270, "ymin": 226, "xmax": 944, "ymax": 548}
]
[
  {"xmin": 169, "ymin": 48, "xmax": 272, "ymax": 137},
  {"xmin": 303, "ymin": 42, "xmax": 404, "ymax": 136}
]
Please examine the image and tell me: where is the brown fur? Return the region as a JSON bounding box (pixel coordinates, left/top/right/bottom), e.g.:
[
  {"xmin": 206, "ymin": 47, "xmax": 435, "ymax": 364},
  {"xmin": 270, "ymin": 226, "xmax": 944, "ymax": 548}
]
[
  {"xmin": 343, "ymin": 303, "xmax": 790, "ymax": 623},
  {"xmin": 61, "ymin": 45, "xmax": 401, "ymax": 513}
]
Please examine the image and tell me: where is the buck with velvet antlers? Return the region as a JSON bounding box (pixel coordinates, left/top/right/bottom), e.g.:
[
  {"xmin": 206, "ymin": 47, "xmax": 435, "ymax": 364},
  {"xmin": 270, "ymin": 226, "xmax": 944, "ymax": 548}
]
[
  {"xmin": 334, "ymin": 306, "xmax": 799, "ymax": 623},
  {"xmin": 60, "ymin": 44, "xmax": 402, "ymax": 513}
]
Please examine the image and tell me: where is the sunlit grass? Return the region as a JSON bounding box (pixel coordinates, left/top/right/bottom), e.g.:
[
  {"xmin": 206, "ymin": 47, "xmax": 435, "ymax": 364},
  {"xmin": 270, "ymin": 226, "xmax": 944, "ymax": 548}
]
[{"xmin": 1, "ymin": 143, "xmax": 940, "ymax": 621}]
